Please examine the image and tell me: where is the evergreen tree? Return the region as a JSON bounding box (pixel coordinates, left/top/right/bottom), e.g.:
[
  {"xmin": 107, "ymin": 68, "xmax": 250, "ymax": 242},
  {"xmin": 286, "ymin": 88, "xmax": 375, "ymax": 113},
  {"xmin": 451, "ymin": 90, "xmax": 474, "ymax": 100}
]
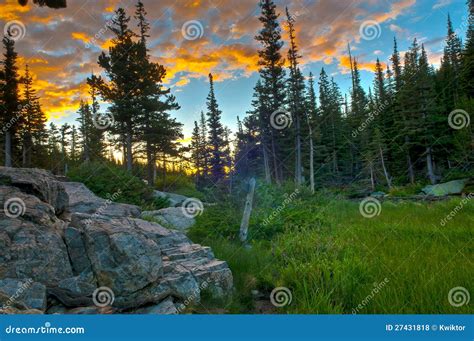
[
  {"xmin": 133, "ymin": 1, "xmax": 181, "ymax": 185},
  {"xmin": 255, "ymin": 0, "xmax": 286, "ymax": 184},
  {"xmin": 286, "ymin": 7, "xmax": 306, "ymax": 186},
  {"xmin": 76, "ymin": 100, "xmax": 92, "ymax": 162},
  {"xmin": 206, "ymin": 73, "xmax": 227, "ymax": 182},
  {"xmin": 1, "ymin": 33, "xmax": 22, "ymax": 167},
  {"xmin": 92, "ymin": 7, "xmax": 141, "ymax": 171},
  {"xmin": 19, "ymin": 65, "xmax": 47, "ymax": 168},
  {"xmin": 461, "ymin": 0, "xmax": 474, "ymax": 97},
  {"xmin": 59, "ymin": 123, "xmax": 71, "ymax": 174},
  {"xmin": 306, "ymin": 72, "xmax": 319, "ymax": 192}
]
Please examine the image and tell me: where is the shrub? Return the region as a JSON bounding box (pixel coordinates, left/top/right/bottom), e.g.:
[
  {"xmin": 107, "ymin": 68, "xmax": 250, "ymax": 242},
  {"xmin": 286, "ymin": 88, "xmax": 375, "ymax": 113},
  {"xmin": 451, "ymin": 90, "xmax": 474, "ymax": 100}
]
[{"xmin": 68, "ymin": 162, "xmax": 168, "ymax": 209}]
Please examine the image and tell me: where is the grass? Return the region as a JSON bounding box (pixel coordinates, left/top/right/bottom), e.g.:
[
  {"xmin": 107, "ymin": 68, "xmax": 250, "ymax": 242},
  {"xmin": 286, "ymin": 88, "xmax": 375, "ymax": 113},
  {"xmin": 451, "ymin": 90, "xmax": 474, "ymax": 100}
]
[{"xmin": 189, "ymin": 189, "xmax": 473, "ymax": 314}]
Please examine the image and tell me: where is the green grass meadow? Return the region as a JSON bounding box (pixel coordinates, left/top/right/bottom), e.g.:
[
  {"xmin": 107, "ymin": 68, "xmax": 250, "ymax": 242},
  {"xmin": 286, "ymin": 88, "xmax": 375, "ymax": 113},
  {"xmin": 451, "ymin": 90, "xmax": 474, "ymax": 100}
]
[{"xmin": 189, "ymin": 191, "xmax": 473, "ymax": 314}]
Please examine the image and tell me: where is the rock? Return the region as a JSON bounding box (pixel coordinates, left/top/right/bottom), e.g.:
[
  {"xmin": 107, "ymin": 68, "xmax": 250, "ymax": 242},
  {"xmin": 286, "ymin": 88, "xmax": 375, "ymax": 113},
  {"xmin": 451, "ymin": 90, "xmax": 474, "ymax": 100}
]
[
  {"xmin": 133, "ymin": 297, "xmax": 178, "ymax": 314},
  {"xmin": 64, "ymin": 226, "xmax": 92, "ymax": 275},
  {"xmin": 0, "ymin": 188, "xmax": 73, "ymax": 286},
  {"xmin": 69, "ymin": 213, "xmax": 163, "ymax": 298},
  {"xmin": 0, "ymin": 307, "xmax": 44, "ymax": 314},
  {"xmin": 153, "ymin": 191, "xmax": 188, "ymax": 207},
  {"xmin": 0, "ymin": 168, "xmax": 233, "ymax": 314},
  {"xmin": 141, "ymin": 207, "xmax": 195, "ymax": 231},
  {"xmin": 371, "ymin": 191, "xmax": 386, "ymax": 198},
  {"xmin": 57, "ymin": 271, "xmax": 97, "ymax": 298},
  {"xmin": 421, "ymin": 179, "xmax": 469, "ymax": 196},
  {"xmin": 0, "ymin": 167, "xmax": 68, "ymax": 215},
  {"xmin": 0, "ymin": 278, "xmax": 47, "ymax": 311},
  {"xmin": 62, "ymin": 182, "xmax": 141, "ymax": 218}
]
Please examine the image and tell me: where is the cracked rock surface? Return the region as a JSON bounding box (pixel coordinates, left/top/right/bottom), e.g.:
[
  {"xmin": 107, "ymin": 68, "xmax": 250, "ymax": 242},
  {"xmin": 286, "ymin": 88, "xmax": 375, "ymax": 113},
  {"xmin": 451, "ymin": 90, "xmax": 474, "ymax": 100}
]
[{"xmin": 0, "ymin": 168, "xmax": 232, "ymax": 314}]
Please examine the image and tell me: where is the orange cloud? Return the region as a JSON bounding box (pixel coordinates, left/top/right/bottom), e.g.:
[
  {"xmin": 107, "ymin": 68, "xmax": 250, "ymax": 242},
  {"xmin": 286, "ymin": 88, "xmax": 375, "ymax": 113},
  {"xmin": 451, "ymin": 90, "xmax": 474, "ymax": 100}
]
[{"xmin": 339, "ymin": 55, "xmax": 387, "ymax": 74}]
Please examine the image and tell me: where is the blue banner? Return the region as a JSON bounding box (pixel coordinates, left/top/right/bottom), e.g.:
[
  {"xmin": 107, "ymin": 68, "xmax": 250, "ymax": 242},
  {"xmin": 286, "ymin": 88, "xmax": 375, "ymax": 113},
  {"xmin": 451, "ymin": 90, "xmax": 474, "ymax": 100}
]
[{"xmin": 0, "ymin": 314, "xmax": 472, "ymax": 340}]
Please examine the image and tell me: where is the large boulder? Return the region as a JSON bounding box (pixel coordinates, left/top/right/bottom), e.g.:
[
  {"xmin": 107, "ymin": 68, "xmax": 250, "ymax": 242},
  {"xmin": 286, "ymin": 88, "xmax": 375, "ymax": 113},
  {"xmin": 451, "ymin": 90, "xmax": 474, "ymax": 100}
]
[
  {"xmin": 0, "ymin": 187, "xmax": 73, "ymax": 286},
  {"xmin": 421, "ymin": 179, "xmax": 469, "ymax": 196},
  {"xmin": 62, "ymin": 182, "xmax": 141, "ymax": 218},
  {"xmin": 141, "ymin": 207, "xmax": 195, "ymax": 231},
  {"xmin": 0, "ymin": 168, "xmax": 233, "ymax": 314},
  {"xmin": 66, "ymin": 213, "xmax": 232, "ymax": 309},
  {"xmin": 153, "ymin": 190, "xmax": 188, "ymax": 207},
  {"xmin": 69, "ymin": 213, "xmax": 163, "ymax": 297},
  {"xmin": 0, "ymin": 167, "xmax": 68, "ymax": 215}
]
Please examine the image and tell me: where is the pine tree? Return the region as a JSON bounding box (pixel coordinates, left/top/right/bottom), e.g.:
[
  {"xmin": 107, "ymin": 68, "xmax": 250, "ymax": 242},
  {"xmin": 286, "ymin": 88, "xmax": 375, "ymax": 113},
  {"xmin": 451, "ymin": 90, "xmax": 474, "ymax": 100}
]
[
  {"xmin": 76, "ymin": 100, "xmax": 92, "ymax": 162},
  {"xmin": 19, "ymin": 65, "xmax": 47, "ymax": 168},
  {"xmin": 439, "ymin": 14, "xmax": 464, "ymax": 111},
  {"xmin": 461, "ymin": 0, "xmax": 474, "ymax": 97},
  {"xmin": 92, "ymin": 7, "xmax": 141, "ymax": 171},
  {"xmin": 206, "ymin": 73, "xmax": 227, "ymax": 182},
  {"xmin": 286, "ymin": 7, "xmax": 306, "ymax": 186},
  {"xmin": 306, "ymin": 72, "xmax": 319, "ymax": 193},
  {"xmin": 372, "ymin": 59, "xmax": 393, "ymax": 188},
  {"xmin": 1, "ymin": 33, "xmax": 22, "ymax": 167},
  {"xmin": 47, "ymin": 122, "xmax": 60, "ymax": 173},
  {"xmin": 133, "ymin": 1, "xmax": 180, "ymax": 185},
  {"xmin": 59, "ymin": 123, "xmax": 71, "ymax": 174},
  {"xmin": 87, "ymin": 77, "xmax": 105, "ymax": 161},
  {"xmin": 255, "ymin": 0, "xmax": 286, "ymax": 184}
]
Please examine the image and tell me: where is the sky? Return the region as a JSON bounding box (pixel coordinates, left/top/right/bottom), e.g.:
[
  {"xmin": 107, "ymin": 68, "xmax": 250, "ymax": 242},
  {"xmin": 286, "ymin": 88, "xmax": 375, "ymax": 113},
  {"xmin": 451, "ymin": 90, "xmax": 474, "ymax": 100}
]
[{"xmin": 0, "ymin": 0, "xmax": 469, "ymax": 141}]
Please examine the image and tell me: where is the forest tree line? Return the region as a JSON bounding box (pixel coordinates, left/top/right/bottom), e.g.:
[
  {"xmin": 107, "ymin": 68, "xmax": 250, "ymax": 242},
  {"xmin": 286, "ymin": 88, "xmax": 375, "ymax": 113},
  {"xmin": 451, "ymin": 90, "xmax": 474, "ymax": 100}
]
[
  {"xmin": 191, "ymin": 0, "xmax": 473, "ymax": 191},
  {"xmin": 0, "ymin": 0, "xmax": 472, "ymax": 193}
]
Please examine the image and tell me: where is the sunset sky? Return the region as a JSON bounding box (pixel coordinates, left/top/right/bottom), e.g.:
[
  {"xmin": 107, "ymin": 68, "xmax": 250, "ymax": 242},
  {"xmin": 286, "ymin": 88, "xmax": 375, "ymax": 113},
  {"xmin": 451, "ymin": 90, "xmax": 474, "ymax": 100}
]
[{"xmin": 0, "ymin": 0, "xmax": 469, "ymax": 139}]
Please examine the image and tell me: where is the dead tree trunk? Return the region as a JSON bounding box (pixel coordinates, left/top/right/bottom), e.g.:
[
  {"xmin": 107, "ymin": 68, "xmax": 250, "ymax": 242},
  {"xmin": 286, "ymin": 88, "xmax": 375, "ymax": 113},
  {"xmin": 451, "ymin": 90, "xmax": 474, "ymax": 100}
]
[{"xmin": 239, "ymin": 178, "xmax": 256, "ymax": 243}]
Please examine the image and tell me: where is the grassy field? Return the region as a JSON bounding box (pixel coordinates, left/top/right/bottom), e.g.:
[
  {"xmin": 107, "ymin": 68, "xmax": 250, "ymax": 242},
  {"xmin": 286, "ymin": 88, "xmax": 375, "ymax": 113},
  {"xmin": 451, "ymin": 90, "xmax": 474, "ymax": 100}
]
[{"xmin": 189, "ymin": 187, "xmax": 473, "ymax": 314}]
